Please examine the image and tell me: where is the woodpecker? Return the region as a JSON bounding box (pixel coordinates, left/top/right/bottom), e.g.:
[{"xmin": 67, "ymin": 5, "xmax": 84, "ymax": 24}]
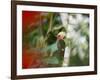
[{"xmin": 56, "ymin": 32, "xmax": 66, "ymax": 66}]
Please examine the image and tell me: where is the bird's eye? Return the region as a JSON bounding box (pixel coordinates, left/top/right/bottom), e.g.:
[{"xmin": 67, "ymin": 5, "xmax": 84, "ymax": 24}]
[{"xmin": 57, "ymin": 35, "xmax": 60, "ymax": 37}]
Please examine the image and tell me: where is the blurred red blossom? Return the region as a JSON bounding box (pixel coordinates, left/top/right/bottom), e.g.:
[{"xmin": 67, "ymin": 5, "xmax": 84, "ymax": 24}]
[
  {"xmin": 22, "ymin": 48, "xmax": 43, "ymax": 68},
  {"xmin": 22, "ymin": 11, "xmax": 41, "ymax": 32}
]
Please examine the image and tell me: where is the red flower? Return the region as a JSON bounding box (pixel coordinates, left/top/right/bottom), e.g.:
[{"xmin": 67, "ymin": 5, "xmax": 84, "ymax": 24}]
[
  {"xmin": 22, "ymin": 48, "xmax": 43, "ymax": 68},
  {"xmin": 22, "ymin": 11, "xmax": 41, "ymax": 32}
]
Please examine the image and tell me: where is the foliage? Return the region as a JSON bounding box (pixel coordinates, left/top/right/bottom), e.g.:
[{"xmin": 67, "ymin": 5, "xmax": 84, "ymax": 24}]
[{"xmin": 22, "ymin": 11, "xmax": 89, "ymax": 68}]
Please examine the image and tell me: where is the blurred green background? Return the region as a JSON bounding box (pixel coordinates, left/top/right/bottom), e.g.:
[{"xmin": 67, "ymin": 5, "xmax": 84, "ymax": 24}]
[{"xmin": 22, "ymin": 11, "xmax": 89, "ymax": 68}]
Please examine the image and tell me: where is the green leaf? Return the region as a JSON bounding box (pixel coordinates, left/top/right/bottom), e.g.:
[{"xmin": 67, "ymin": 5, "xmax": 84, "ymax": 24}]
[
  {"xmin": 45, "ymin": 56, "xmax": 59, "ymax": 64},
  {"xmin": 44, "ymin": 42, "xmax": 58, "ymax": 53}
]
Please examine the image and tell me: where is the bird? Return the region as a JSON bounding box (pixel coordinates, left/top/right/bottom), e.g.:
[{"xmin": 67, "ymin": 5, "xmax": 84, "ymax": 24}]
[{"xmin": 56, "ymin": 32, "xmax": 66, "ymax": 66}]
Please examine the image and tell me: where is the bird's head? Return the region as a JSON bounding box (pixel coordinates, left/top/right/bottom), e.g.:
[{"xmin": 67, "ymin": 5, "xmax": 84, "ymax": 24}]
[{"xmin": 57, "ymin": 32, "xmax": 66, "ymax": 40}]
